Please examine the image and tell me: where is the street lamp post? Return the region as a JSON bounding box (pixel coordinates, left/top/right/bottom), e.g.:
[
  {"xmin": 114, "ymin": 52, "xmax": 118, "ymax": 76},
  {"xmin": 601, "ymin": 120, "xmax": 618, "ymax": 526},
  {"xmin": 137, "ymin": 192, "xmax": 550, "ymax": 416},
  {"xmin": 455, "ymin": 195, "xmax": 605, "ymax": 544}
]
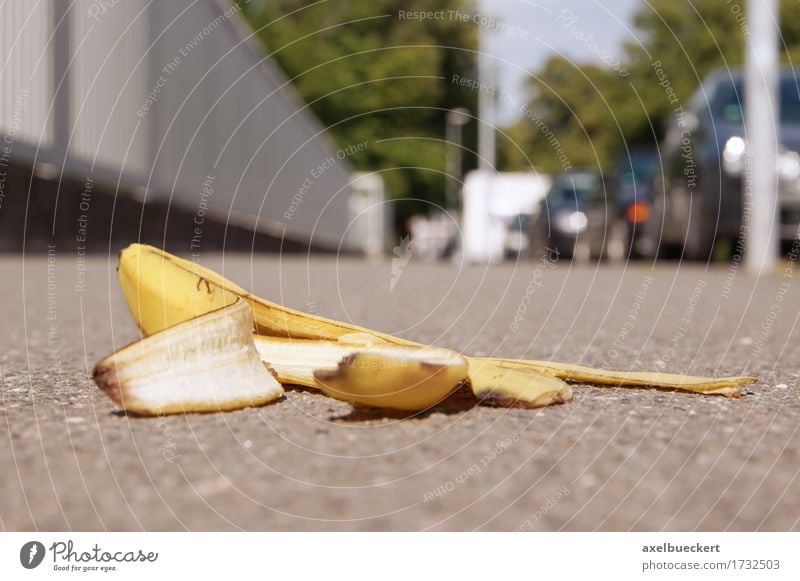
[{"xmin": 446, "ymin": 107, "xmax": 471, "ymax": 211}]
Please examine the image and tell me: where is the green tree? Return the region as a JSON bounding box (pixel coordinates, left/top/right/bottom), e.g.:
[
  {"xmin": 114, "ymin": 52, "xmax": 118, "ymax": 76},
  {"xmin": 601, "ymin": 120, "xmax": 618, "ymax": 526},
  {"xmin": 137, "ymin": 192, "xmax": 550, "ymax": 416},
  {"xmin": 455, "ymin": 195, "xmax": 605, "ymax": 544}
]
[
  {"xmin": 498, "ymin": 58, "xmax": 628, "ymax": 174},
  {"xmin": 237, "ymin": 0, "xmax": 478, "ymax": 222}
]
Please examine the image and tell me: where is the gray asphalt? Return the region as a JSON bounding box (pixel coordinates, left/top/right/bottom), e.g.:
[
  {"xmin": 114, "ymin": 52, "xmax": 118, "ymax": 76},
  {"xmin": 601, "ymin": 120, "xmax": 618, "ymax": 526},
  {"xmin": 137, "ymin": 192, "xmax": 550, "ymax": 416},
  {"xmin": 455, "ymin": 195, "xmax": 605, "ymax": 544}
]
[{"xmin": 1, "ymin": 252, "xmax": 799, "ymax": 531}]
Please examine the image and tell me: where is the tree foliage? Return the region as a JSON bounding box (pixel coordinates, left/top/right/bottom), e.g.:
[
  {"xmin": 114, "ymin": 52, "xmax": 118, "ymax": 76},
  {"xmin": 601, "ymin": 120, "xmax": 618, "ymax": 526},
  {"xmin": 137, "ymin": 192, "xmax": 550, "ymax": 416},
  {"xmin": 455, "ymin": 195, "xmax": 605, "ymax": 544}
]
[{"xmin": 237, "ymin": 0, "xmax": 478, "ymax": 217}]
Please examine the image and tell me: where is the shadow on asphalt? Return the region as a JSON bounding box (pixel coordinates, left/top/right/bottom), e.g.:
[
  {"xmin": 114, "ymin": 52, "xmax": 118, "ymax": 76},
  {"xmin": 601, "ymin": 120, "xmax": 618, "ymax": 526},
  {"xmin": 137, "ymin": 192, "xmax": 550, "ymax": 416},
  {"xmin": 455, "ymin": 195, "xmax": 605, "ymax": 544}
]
[{"xmin": 327, "ymin": 384, "xmax": 480, "ymax": 422}]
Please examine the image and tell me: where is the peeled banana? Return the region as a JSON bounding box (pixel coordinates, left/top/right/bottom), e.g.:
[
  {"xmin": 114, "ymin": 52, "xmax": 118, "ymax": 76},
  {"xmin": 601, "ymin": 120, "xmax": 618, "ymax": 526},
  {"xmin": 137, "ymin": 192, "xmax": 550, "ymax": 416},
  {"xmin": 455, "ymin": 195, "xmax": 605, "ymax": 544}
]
[{"xmin": 93, "ymin": 243, "xmax": 757, "ymax": 415}]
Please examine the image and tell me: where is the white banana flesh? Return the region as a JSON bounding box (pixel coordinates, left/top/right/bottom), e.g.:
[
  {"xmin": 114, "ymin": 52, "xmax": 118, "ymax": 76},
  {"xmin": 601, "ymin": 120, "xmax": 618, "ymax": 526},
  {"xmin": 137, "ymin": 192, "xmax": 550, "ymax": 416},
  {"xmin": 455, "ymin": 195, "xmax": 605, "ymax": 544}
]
[{"xmin": 93, "ymin": 299, "xmax": 283, "ymax": 416}]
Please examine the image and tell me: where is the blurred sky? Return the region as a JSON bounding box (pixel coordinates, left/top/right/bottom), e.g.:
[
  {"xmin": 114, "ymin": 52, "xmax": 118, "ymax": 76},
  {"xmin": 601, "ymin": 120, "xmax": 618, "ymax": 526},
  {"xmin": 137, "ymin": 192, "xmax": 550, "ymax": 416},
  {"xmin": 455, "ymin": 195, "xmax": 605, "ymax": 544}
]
[{"xmin": 478, "ymin": 0, "xmax": 640, "ymax": 123}]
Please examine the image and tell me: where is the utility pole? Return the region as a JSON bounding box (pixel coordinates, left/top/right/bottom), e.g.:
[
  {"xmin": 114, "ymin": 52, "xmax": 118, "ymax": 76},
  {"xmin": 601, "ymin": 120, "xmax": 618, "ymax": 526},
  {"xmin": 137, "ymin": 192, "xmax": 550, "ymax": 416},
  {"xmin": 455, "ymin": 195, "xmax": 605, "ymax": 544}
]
[
  {"xmin": 477, "ymin": 19, "xmax": 495, "ymax": 171},
  {"xmin": 745, "ymin": 0, "xmax": 780, "ymax": 274},
  {"xmin": 446, "ymin": 107, "xmax": 470, "ymax": 211}
]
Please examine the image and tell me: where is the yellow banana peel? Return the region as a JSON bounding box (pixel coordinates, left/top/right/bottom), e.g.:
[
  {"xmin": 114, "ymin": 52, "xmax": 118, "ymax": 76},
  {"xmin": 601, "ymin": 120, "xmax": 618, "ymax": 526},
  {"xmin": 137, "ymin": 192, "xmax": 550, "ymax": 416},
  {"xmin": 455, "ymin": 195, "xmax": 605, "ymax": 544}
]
[
  {"xmin": 313, "ymin": 349, "xmax": 468, "ymax": 411},
  {"xmin": 92, "ymin": 243, "xmax": 756, "ymax": 414},
  {"xmin": 468, "ymin": 359, "xmax": 573, "ymax": 408}
]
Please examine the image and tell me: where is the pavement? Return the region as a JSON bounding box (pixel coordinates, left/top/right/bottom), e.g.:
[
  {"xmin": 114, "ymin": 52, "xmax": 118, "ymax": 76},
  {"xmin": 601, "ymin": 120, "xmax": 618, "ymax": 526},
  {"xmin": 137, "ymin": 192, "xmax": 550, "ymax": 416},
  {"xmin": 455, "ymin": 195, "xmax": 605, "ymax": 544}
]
[{"xmin": 1, "ymin": 251, "xmax": 799, "ymax": 531}]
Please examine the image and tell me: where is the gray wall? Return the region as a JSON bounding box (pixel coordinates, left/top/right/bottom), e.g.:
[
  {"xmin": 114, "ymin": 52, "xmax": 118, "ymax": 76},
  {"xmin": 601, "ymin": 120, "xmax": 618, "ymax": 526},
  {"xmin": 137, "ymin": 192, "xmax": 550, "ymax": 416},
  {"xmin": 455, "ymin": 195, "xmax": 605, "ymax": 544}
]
[{"xmin": 0, "ymin": 0, "xmax": 353, "ymax": 250}]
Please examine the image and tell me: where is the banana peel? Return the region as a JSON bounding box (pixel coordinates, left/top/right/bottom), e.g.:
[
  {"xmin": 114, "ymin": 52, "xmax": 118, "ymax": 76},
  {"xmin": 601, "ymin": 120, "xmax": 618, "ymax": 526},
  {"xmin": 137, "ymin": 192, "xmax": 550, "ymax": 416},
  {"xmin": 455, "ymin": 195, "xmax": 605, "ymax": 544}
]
[
  {"xmin": 252, "ymin": 334, "xmax": 469, "ymax": 410},
  {"xmin": 476, "ymin": 358, "xmax": 750, "ymax": 397},
  {"xmin": 93, "ymin": 243, "xmax": 756, "ymax": 414},
  {"xmin": 468, "ymin": 360, "xmax": 573, "ymax": 408},
  {"xmin": 313, "ymin": 349, "xmax": 468, "ymax": 411},
  {"xmin": 93, "ymin": 297, "xmax": 284, "ymax": 416},
  {"xmin": 95, "ymin": 300, "xmax": 470, "ymax": 415}
]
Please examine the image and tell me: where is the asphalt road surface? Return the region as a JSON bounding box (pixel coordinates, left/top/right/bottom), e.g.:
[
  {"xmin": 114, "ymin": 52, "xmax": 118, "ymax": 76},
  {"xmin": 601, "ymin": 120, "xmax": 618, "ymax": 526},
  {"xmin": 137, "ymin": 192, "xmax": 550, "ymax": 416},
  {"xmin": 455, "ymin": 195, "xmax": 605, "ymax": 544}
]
[{"xmin": 2, "ymin": 251, "xmax": 799, "ymax": 531}]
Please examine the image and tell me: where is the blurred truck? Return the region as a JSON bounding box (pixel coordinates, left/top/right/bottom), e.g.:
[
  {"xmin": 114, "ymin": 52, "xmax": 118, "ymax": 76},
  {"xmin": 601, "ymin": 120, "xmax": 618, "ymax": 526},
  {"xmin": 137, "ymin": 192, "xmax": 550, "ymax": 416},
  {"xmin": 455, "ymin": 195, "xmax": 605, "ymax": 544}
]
[{"xmin": 461, "ymin": 170, "xmax": 551, "ymax": 263}]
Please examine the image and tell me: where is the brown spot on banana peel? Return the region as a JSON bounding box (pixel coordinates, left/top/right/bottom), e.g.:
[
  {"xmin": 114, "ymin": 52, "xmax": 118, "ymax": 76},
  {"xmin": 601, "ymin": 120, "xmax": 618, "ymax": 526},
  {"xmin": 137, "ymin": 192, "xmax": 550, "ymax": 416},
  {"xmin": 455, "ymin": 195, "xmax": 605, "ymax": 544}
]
[
  {"xmin": 262, "ymin": 361, "xmax": 279, "ymax": 379},
  {"xmin": 313, "ymin": 353, "xmax": 356, "ymax": 383},
  {"xmin": 92, "ymin": 363, "xmax": 156, "ymax": 415},
  {"xmin": 195, "ymin": 277, "xmax": 213, "ymax": 294},
  {"xmin": 92, "ymin": 363, "xmax": 123, "ymax": 406}
]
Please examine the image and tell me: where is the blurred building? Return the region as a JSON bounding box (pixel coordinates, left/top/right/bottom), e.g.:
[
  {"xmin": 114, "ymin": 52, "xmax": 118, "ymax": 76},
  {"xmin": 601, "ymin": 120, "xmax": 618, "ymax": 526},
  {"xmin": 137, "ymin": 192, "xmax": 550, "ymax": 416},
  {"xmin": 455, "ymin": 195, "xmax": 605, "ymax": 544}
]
[{"xmin": 0, "ymin": 0, "xmax": 377, "ymax": 253}]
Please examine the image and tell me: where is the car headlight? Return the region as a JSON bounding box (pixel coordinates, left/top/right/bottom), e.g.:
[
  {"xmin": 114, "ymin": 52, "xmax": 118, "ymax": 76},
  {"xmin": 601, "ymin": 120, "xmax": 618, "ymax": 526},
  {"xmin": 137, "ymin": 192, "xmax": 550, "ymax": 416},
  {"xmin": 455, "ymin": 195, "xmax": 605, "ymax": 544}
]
[
  {"xmin": 506, "ymin": 231, "xmax": 529, "ymax": 253},
  {"xmin": 723, "ymin": 137, "xmax": 800, "ymax": 185},
  {"xmin": 554, "ymin": 211, "xmax": 588, "ymax": 233},
  {"xmin": 778, "ymin": 149, "xmax": 800, "ymax": 183},
  {"xmin": 722, "ymin": 136, "xmax": 746, "ymax": 175}
]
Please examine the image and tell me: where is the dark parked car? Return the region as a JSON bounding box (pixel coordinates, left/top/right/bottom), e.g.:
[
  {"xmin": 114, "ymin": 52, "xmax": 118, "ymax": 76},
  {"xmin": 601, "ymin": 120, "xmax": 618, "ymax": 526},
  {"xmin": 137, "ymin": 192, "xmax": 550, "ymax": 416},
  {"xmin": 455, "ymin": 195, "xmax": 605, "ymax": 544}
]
[
  {"xmin": 653, "ymin": 69, "xmax": 800, "ymax": 259},
  {"xmin": 611, "ymin": 148, "xmax": 660, "ymax": 258},
  {"xmin": 532, "ymin": 169, "xmax": 612, "ymax": 260}
]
